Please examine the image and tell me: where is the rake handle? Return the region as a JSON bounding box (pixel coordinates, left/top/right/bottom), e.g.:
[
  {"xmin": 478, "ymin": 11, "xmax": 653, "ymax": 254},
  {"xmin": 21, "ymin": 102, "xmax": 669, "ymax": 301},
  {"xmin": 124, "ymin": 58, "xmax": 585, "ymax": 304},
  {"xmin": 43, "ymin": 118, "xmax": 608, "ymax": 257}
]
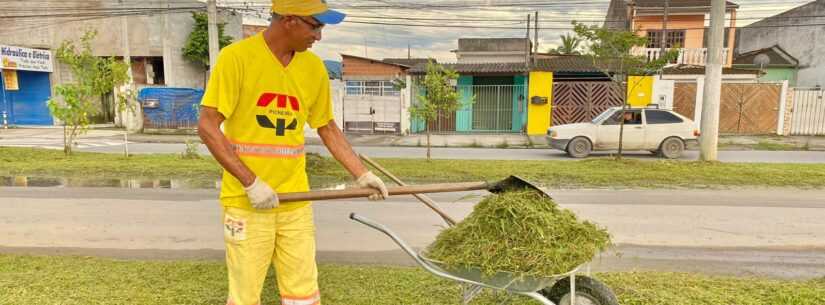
[
  {"xmin": 359, "ymin": 154, "xmax": 459, "ymax": 226},
  {"xmin": 278, "ymin": 181, "xmax": 490, "ymax": 203}
]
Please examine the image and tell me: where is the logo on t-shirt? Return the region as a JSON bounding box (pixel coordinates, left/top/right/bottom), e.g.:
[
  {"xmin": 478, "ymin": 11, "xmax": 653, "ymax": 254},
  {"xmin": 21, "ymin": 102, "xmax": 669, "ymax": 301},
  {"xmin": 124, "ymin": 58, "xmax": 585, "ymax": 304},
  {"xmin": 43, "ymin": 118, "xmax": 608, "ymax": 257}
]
[{"xmin": 255, "ymin": 92, "xmax": 300, "ymax": 136}]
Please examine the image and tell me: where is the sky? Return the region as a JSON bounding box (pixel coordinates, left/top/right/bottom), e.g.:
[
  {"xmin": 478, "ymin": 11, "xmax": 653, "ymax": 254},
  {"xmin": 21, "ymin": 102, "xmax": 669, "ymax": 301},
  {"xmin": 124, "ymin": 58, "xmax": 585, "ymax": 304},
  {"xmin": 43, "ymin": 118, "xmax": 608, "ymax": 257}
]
[{"xmin": 222, "ymin": 0, "xmax": 816, "ymax": 63}]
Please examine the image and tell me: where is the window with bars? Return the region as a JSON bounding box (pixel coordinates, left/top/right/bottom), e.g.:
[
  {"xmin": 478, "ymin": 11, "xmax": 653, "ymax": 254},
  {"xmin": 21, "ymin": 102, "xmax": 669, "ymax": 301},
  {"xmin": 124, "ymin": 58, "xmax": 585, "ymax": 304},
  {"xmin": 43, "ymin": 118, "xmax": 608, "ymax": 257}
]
[
  {"xmin": 646, "ymin": 30, "xmax": 686, "ymax": 48},
  {"xmin": 345, "ymin": 80, "xmax": 400, "ymax": 96}
]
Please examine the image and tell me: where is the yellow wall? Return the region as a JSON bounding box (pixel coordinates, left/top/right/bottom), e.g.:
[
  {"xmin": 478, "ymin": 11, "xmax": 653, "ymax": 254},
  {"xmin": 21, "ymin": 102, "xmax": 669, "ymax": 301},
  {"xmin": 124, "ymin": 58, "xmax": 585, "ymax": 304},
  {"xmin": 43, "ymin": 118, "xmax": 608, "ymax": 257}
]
[
  {"xmin": 627, "ymin": 76, "xmax": 654, "ymax": 107},
  {"xmin": 634, "ymin": 15, "xmax": 706, "ymax": 49},
  {"xmin": 527, "ymin": 72, "xmax": 552, "ymax": 135}
]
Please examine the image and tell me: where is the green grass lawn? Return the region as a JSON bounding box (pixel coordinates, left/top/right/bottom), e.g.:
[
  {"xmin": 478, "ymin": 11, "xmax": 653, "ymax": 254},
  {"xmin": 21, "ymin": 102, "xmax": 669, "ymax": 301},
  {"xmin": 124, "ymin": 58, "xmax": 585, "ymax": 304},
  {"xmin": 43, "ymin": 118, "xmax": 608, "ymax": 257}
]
[
  {"xmin": 1, "ymin": 254, "xmax": 823, "ymax": 305},
  {"xmin": 2, "ymin": 146, "xmax": 825, "ymax": 189}
]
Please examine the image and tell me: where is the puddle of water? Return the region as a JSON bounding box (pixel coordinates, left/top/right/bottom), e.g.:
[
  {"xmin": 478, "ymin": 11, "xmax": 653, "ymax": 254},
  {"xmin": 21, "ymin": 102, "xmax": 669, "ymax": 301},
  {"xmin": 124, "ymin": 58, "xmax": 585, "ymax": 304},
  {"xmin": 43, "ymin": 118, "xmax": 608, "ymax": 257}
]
[
  {"xmin": 0, "ymin": 176, "xmax": 220, "ymax": 190},
  {"xmin": 0, "ymin": 176, "xmax": 354, "ymax": 191}
]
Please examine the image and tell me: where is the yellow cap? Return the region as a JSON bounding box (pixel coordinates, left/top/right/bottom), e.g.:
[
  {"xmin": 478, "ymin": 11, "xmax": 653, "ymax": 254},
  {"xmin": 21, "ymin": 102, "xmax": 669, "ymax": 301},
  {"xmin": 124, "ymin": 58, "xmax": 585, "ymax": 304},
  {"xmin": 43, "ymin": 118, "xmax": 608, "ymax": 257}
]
[
  {"xmin": 272, "ymin": 0, "xmax": 328, "ymax": 16},
  {"xmin": 271, "ymin": 0, "xmax": 346, "ymax": 24}
]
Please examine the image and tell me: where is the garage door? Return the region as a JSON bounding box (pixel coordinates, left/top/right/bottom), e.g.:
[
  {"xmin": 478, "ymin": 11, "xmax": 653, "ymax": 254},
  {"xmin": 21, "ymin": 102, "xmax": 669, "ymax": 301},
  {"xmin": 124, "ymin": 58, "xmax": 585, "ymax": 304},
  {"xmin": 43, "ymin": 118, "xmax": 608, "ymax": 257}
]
[{"xmin": 1, "ymin": 70, "xmax": 53, "ymax": 125}]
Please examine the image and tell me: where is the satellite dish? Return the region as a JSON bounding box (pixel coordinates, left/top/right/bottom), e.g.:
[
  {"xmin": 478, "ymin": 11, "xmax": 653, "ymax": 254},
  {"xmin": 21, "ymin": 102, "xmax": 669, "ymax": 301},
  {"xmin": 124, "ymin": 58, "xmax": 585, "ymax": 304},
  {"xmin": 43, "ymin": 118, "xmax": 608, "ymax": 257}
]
[{"xmin": 754, "ymin": 54, "xmax": 771, "ymax": 69}]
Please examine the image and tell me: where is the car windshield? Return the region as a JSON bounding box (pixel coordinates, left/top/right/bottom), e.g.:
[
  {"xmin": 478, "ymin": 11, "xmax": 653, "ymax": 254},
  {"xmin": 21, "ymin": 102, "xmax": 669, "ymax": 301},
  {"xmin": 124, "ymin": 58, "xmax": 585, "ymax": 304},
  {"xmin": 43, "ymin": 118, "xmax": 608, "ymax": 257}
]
[{"xmin": 591, "ymin": 109, "xmax": 615, "ymax": 124}]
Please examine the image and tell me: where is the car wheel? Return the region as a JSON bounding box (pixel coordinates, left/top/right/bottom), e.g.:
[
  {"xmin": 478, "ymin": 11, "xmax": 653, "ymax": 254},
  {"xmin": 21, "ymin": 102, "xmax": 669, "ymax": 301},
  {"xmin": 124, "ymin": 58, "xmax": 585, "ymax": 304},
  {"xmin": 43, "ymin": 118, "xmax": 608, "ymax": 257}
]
[
  {"xmin": 566, "ymin": 137, "xmax": 592, "ymax": 158},
  {"xmin": 659, "ymin": 137, "xmax": 685, "ymax": 159}
]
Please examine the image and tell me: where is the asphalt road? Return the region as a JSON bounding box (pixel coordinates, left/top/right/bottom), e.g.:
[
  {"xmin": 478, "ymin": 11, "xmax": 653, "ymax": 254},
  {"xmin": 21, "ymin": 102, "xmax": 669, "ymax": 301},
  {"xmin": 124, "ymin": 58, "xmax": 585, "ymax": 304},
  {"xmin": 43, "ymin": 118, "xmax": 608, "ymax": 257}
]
[{"xmin": 2, "ymin": 186, "xmax": 824, "ymax": 279}]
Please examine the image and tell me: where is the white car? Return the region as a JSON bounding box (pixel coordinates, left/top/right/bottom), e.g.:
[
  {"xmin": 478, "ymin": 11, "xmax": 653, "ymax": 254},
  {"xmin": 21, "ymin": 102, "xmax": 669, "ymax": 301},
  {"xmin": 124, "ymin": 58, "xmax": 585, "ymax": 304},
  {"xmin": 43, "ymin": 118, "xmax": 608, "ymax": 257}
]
[{"xmin": 547, "ymin": 106, "xmax": 699, "ymax": 159}]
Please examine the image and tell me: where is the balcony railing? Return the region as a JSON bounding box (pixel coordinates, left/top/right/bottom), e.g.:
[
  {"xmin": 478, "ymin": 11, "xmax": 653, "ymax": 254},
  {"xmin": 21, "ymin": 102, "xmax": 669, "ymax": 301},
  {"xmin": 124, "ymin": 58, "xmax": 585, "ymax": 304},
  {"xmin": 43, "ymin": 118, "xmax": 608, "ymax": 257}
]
[{"xmin": 632, "ymin": 48, "xmax": 730, "ymax": 66}]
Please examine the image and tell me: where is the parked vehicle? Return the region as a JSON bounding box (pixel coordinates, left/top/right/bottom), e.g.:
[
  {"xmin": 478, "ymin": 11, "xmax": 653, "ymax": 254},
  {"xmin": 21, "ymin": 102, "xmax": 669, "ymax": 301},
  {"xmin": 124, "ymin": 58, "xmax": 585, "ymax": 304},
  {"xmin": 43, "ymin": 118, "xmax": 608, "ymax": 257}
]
[{"xmin": 547, "ymin": 106, "xmax": 700, "ymax": 159}]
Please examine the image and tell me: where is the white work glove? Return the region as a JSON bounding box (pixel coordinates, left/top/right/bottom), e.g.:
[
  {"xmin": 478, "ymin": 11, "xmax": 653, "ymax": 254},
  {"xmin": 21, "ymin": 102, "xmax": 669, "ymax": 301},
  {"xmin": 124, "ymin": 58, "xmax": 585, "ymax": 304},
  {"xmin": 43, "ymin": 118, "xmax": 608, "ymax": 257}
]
[
  {"xmin": 244, "ymin": 177, "xmax": 280, "ymax": 209},
  {"xmin": 356, "ymin": 171, "xmax": 389, "ymax": 201}
]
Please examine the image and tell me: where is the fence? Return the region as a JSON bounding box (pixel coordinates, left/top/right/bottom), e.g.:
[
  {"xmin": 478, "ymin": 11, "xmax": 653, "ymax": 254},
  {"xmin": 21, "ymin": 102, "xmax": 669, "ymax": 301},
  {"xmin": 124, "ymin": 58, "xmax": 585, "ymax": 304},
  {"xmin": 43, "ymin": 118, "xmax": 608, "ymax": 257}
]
[
  {"xmin": 789, "ymin": 88, "xmax": 825, "ymax": 135},
  {"xmin": 412, "ymin": 84, "xmax": 527, "ymax": 134},
  {"xmin": 632, "ymin": 48, "xmax": 730, "ymax": 66},
  {"xmin": 139, "ymin": 87, "xmax": 203, "ymax": 130}
]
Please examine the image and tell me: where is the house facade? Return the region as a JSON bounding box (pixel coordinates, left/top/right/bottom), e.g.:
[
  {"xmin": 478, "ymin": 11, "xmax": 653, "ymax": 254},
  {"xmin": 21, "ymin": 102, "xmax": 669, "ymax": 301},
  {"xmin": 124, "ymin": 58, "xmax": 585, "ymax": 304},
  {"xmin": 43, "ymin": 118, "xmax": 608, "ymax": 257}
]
[
  {"xmin": 409, "ymin": 62, "xmax": 529, "ymax": 134},
  {"xmin": 340, "ymin": 54, "xmax": 419, "ymax": 134},
  {"xmin": 605, "ymin": 0, "xmax": 739, "ymax": 67},
  {"xmin": 736, "ymin": 0, "xmax": 825, "ymax": 87},
  {"xmin": 733, "ymin": 45, "xmax": 799, "ymax": 86}
]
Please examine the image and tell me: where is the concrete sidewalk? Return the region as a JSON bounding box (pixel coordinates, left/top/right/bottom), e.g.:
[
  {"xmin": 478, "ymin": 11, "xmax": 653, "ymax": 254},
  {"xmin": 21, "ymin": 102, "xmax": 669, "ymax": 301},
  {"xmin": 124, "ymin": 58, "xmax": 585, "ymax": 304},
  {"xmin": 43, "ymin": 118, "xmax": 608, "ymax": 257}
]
[
  {"xmin": 123, "ymin": 129, "xmax": 825, "ymax": 151},
  {"xmin": 3, "ymin": 126, "xmax": 825, "ymax": 151}
]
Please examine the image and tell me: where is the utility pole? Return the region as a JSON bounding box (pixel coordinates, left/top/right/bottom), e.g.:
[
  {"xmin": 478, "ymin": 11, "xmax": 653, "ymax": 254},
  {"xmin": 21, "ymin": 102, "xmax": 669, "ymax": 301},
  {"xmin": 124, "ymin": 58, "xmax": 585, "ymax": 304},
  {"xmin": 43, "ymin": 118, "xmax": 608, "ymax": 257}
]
[
  {"xmin": 120, "ymin": 17, "xmax": 132, "ymax": 85},
  {"xmin": 525, "ymin": 14, "xmax": 531, "ymax": 70},
  {"xmin": 120, "ymin": 3, "xmax": 134, "ymax": 152},
  {"xmin": 407, "ymin": 43, "xmax": 411, "ymax": 59},
  {"xmin": 162, "ymin": 0, "xmax": 174, "ymax": 86},
  {"xmin": 533, "ymin": 11, "xmax": 539, "ymax": 55},
  {"xmin": 119, "ymin": 0, "xmax": 132, "ymax": 85},
  {"xmin": 661, "ymin": 0, "xmax": 669, "ymax": 53},
  {"xmin": 207, "ymin": 0, "xmax": 219, "ymax": 71},
  {"xmin": 700, "ymin": 0, "xmax": 726, "ymax": 161}
]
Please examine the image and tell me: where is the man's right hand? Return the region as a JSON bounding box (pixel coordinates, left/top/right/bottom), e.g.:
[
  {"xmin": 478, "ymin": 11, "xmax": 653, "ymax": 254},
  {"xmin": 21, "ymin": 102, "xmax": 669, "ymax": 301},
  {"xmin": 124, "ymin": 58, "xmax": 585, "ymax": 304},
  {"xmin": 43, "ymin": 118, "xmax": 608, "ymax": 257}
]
[{"xmin": 244, "ymin": 177, "xmax": 279, "ymax": 209}]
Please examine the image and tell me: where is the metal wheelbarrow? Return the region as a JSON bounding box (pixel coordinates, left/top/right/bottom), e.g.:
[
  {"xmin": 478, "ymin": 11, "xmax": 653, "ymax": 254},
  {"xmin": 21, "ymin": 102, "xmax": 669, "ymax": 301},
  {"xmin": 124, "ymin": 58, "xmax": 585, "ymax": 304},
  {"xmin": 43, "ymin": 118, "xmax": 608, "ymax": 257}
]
[
  {"xmin": 280, "ymin": 170, "xmax": 618, "ymax": 304},
  {"xmin": 349, "ymin": 213, "xmax": 619, "ymax": 305}
]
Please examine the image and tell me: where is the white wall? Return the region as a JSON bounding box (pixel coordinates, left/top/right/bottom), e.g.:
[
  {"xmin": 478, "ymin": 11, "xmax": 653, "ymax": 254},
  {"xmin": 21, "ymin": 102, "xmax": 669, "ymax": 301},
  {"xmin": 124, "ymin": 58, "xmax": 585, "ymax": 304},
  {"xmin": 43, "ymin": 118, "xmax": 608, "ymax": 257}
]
[{"xmin": 652, "ymin": 76, "xmax": 675, "ymax": 109}]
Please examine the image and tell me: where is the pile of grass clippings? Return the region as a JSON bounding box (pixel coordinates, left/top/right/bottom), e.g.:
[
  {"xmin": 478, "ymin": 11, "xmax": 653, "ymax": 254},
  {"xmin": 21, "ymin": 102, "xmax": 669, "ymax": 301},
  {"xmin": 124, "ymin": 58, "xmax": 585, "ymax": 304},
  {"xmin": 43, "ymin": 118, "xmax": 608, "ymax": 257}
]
[{"xmin": 427, "ymin": 190, "xmax": 611, "ymax": 278}]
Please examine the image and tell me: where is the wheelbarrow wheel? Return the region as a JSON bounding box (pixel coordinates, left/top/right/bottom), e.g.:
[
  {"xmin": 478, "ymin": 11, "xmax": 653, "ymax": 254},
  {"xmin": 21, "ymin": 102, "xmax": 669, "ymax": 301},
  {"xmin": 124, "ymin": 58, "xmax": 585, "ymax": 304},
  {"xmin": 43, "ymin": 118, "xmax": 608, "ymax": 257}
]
[{"xmin": 540, "ymin": 275, "xmax": 618, "ymax": 305}]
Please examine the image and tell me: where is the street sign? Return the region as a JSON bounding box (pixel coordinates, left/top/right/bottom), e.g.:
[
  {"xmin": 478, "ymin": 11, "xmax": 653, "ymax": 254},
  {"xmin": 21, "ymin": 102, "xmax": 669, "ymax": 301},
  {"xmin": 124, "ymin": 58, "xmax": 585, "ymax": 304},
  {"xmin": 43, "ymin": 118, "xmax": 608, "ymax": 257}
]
[{"xmin": 0, "ymin": 45, "xmax": 53, "ymax": 73}]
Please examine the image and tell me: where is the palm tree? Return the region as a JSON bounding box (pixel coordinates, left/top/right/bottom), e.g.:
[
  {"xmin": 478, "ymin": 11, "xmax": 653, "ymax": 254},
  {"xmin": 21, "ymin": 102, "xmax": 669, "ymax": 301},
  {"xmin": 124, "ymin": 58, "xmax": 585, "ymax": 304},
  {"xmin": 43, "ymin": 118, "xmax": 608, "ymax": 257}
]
[{"xmin": 552, "ymin": 34, "xmax": 581, "ymax": 55}]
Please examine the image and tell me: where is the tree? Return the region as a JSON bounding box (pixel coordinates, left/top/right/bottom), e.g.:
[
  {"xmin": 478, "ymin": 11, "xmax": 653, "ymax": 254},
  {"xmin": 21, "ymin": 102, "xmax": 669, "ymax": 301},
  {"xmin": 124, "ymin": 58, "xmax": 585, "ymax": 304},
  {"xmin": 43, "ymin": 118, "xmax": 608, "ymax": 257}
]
[
  {"xmin": 409, "ymin": 61, "xmax": 469, "ymax": 160},
  {"xmin": 551, "ymin": 34, "xmax": 582, "ymax": 55},
  {"xmin": 181, "ymin": 12, "xmax": 234, "ymax": 86},
  {"xmin": 47, "ymin": 30, "xmax": 131, "ymax": 156},
  {"xmin": 573, "ymin": 22, "xmax": 677, "ymax": 159}
]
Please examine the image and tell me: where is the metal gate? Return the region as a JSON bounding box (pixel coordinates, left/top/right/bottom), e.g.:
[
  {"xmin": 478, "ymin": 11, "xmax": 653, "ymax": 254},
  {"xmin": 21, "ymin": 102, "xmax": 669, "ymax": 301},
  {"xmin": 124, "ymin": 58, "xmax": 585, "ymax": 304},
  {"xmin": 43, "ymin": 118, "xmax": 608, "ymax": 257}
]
[
  {"xmin": 672, "ymin": 82, "xmax": 782, "ymax": 134},
  {"xmin": 719, "ymin": 83, "xmax": 781, "ymax": 134},
  {"xmin": 673, "ymin": 82, "xmax": 697, "ymax": 119},
  {"xmin": 472, "ymin": 85, "xmax": 514, "ymax": 131},
  {"xmin": 790, "ymin": 88, "xmax": 825, "ymax": 135},
  {"xmin": 342, "ymin": 94, "xmax": 402, "ymax": 134},
  {"xmin": 551, "ymin": 81, "xmax": 623, "ymax": 125}
]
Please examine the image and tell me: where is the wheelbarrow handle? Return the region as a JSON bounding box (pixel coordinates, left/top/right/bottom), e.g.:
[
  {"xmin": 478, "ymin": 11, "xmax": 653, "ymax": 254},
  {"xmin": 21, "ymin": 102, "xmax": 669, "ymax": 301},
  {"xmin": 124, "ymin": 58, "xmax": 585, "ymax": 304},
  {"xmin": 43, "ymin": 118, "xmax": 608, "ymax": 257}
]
[
  {"xmin": 349, "ymin": 213, "xmax": 421, "ymax": 261},
  {"xmin": 278, "ymin": 181, "xmax": 491, "ymax": 203}
]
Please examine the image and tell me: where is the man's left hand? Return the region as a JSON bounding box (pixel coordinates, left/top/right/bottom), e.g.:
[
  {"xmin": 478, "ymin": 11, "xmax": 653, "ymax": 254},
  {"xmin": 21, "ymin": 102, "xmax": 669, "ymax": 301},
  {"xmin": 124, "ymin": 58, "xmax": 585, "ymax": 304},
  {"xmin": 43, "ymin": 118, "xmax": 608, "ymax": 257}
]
[{"xmin": 356, "ymin": 171, "xmax": 389, "ymax": 201}]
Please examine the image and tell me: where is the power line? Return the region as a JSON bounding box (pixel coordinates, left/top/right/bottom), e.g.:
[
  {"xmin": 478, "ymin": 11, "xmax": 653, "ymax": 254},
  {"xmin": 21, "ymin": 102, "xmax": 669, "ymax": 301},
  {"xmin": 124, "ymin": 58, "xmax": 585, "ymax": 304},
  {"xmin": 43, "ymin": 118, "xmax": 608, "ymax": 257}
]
[
  {"xmin": 343, "ymin": 14, "xmax": 825, "ymax": 23},
  {"xmin": 343, "ymin": 19, "xmax": 825, "ymax": 30},
  {"xmin": 1, "ymin": 6, "xmax": 204, "ymax": 19}
]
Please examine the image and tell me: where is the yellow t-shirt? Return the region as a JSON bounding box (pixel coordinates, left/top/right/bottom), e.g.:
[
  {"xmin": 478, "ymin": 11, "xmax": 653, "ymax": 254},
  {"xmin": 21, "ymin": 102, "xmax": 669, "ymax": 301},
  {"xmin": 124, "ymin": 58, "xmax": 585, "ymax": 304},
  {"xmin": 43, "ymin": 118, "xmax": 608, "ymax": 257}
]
[{"xmin": 201, "ymin": 32, "xmax": 333, "ymax": 212}]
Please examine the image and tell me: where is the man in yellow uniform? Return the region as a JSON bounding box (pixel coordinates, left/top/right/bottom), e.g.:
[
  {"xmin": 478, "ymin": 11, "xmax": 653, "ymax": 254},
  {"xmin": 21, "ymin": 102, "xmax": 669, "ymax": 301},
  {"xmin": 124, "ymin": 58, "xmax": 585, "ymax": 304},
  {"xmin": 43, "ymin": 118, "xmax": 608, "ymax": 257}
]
[{"xmin": 197, "ymin": 1, "xmax": 389, "ymax": 304}]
